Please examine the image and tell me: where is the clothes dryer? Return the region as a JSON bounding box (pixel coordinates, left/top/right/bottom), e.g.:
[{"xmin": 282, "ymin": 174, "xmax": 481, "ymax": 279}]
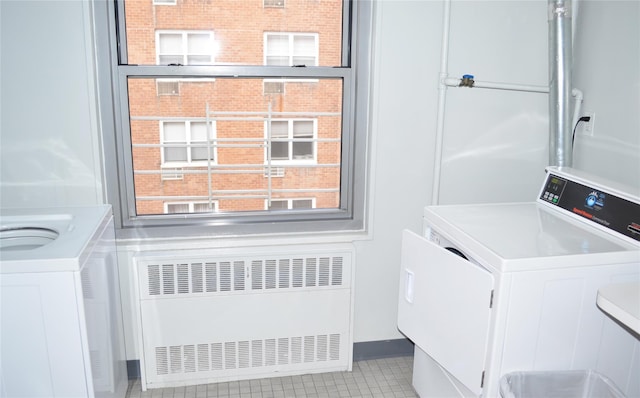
[{"xmin": 398, "ymin": 167, "xmax": 640, "ymax": 398}]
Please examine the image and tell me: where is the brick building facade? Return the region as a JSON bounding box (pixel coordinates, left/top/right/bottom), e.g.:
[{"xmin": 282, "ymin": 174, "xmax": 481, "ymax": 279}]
[{"xmin": 124, "ymin": 0, "xmax": 344, "ymax": 215}]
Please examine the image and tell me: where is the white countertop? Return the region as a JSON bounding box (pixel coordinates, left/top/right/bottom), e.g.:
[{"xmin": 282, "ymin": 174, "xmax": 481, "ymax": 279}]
[{"xmin": 597, "ymin": 282, "xmax": 640, "ymax": 335}]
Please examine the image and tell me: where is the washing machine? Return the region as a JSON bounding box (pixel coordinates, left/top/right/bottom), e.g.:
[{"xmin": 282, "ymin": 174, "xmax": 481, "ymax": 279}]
[{"xmin": 398, "ymin": 166, "xmax": 640, "ymax": 398}]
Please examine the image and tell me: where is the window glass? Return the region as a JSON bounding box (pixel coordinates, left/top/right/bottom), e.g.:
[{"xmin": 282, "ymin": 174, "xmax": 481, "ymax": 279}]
[
  {"xmin": 101, "ymin": 0, "xmax": 370, "ymax": 231},
  {"xmin": 127, "ymin": 77, "xmax": 342, "ymax": 216},
  {"xmin": 125, "ymin": 2, "xmax": 341, "ymax": 67}
]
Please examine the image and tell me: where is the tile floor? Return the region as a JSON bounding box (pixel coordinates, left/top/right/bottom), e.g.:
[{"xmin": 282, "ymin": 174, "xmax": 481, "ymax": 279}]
[{"xmin": 126, "ymin": 355, "xmax": 418, "ymax": 398}]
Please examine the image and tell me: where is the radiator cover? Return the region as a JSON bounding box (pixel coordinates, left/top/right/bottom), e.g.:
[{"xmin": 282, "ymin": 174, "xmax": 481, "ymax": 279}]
[{"xmin": 134, "ymin": 244, "xmax": 354, "ymax": 390}]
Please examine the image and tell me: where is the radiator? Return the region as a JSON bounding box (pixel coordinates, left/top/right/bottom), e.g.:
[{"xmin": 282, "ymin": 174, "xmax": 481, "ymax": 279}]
[{"xmin": 133, "ymin": 244, "xmax": 354, "ymax": 390}]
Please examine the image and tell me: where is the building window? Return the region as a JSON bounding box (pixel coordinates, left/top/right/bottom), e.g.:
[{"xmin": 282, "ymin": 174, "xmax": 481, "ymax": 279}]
[
  {"xmin": 156, "ymin": 31, "xmax": 215, "ymax": 65},
  {"xmin": 160, "ymin": 121, "xmax": 216, "ymax": 166},
  {"xmin": 96, "ymin": 0, "xmax": 372, "ymax": 235},
  {"xmin": 267, "ymin": 119, "xmax": 316, "ymax": 163},
  {"xmin": 267, "ymin": 198, "xmax": 315, "ymax": 210},
  {"xmin": 165, "ymin": 201, "xmax": 218, "ymax": 214},
  {"xmin": 153, "ymin": 0, "xmax": 177, "ymax": 5},
  {"xmin": 264, "ymin": 33, "xmax": 318, "ymax": 67}
]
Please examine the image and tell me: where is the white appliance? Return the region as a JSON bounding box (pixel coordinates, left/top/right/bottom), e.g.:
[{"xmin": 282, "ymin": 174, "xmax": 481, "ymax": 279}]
[
  {"xmin": 398, "ymin": 167, "xmax": 640, "ymax": 398},
  {"xmin": 0, "ymin": 205, "xmax": 128, "ymax": 398}
]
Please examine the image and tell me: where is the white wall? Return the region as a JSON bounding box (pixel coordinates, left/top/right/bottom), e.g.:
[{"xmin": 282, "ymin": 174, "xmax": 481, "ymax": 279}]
[
  {"xmin": 0, "ymin": 1, "xmax": 104, "ymax": 208},
  {"xmin": 572, "ymin": 0, "xmax": 640, "ymax": 192},
  {"xmin": 438, "ymin": 1, "xmax": 550, "ymax": 204},
  {"xmin": 354, "ymin": 0, "xmax": 550, "ymax": 342},
  {"xmin": 353, "ymin": 0, "xmax": 443, "ymax": 342}
]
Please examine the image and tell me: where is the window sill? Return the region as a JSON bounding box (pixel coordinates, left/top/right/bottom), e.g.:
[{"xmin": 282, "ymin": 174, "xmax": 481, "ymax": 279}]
[{"xmin": 115, "ymin": 226, "xmax": 370, "ymax": 251}]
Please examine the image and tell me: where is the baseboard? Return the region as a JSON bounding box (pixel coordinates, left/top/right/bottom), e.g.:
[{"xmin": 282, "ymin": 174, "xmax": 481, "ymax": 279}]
[
  {"xmin": 126, "ymin": 338, "xmax": 414, "ymax": 380},
  {"xmin": 127, "ymin": 360, "xmax": 140, "ymax": 380},
  {"xmin": 352, "ymin": 338, "xmax": 414, "ymax": 361}
]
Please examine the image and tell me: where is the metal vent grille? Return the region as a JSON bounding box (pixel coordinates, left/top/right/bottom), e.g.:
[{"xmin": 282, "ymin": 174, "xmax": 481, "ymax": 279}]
[
  {"xmin": 81, "ymin": 271, "xmax": 94, "ymax": 299},
  {"xmin": 154, "ymin": 334, "xmax": 340, "ymax": 376},
  {"xmin": 145, "ymin": 255, "xmax": 345, "ymax": 297},
  {"xmin": 136, "ymin": 247, "xmax": 353, "ymax": 389}
]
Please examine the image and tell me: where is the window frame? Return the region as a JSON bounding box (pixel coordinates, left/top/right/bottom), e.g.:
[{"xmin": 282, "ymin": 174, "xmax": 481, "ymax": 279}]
[{"xmin": 94, "ymin": 0, "xmax": 372, "ymax": 237}]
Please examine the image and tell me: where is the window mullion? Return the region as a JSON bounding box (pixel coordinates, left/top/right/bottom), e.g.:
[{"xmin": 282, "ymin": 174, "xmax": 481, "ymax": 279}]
[
  {"xmin": 289, "ymin": 34, "xmax": 294, "ymax": 66},
  {"xmin": 266, "ymin": 101, "xmax": 273, "ymax": 207},
  {"xmin": 182, "ymin": 33, "xmax": 188, "ymax": 65}
]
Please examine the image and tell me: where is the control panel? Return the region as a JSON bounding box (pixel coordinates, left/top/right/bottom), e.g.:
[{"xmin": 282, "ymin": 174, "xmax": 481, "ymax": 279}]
[{"xmin": 539, "ymin": 170, "xmax": 640, "ymax": 242}]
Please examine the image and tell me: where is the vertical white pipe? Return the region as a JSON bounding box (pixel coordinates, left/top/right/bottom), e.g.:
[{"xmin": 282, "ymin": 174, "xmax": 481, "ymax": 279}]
[
  {"xmin": 548, "ymin": 0, "xmax": 573, "ymax": 167},
  {"xmin": 431, "ymin": 0, "xmax": 452, "ymax": 205},
  {"xmin": 572, "ymin": 0, "xmax": 579, "ymax": 45}
]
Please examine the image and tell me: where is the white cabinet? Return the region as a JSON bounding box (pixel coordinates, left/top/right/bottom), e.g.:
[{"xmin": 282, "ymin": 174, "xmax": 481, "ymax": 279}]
[{"xmin": 0, "ymin": 214, "xmax": 127, "ymax": 398}]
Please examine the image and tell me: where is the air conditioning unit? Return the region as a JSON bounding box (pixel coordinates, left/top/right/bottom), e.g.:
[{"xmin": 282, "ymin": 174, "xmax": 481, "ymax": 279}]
[
  {"xmin": 134, "ymin": 243, "xmax": 354, "ymax": 390},
  {"xmin": 263, "ymin": 81, "xmax": 285, "ymax": 95},
  {"xmin": 161, "ymin": 168, "xmax": 184, "ymax": 181},
  {"xmin": 263, "ymin": 0, "xmax": 285, "ymax": 8},
  {"xmin": 264, "ymin": 167, "xmax": 285, "ymax": 178}
]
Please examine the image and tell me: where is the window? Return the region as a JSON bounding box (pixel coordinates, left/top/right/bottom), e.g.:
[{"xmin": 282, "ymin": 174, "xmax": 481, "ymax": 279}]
[
  {"xmin": 267, "ymin": 120, "xmax": 316, "ymax": 163},
  {"xmin": 156, "ymin": 31, "xmax": 215, "ymax": 65},
  {"xmin": 160, "ymin": 121, "xmax": 216, "ymax": 166},
  {"xmin": 267, "ymin": 198, "xmax": 315, "ymax": 210},
  {"xmin": 154, "ymin": 0, "xmax": 176, "ymax": 5},
  {"xmin": 165, "ymin": 201, "xmax": 218, "ymax": 214},
  {"xmin": 264, "ymin": 33, "xmax": 318, "ymax": 66},
  {"xmin": 95, "ymin": 0, "xmax": 372, "ymax": 235}
]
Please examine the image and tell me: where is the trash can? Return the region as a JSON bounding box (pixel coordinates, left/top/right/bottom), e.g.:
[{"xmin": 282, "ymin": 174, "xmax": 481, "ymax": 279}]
[{"xmin": 499, "ymin": 370, "xmax": 626, "ymax": 398}]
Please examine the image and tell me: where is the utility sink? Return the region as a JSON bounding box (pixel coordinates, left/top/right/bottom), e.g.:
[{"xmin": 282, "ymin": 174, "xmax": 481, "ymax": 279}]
[
  {"xmin": 0, "ymin": 206, "xmax": 111, "ymax": 273},
  {"xmin": 0, "ymin": 226, "xmax": 61, "ymax": 251}
]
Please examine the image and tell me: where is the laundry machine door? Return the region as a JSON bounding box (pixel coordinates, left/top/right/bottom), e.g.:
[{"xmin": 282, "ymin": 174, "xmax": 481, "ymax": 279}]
[{"xmin": 398, "ymin": 230, "xmax": 494, "ymax": 395}]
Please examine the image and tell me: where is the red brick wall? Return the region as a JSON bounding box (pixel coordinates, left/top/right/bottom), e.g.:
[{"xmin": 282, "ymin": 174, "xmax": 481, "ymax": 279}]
[{"xmin": 125, "ymin": 0, "xmax": 343, "ymax": 215}]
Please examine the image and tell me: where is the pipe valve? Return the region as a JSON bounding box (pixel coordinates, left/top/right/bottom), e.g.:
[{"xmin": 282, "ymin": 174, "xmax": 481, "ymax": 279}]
[{"xmin": 459, "ymin": 74, "xmax": 475, "ymax": 87}]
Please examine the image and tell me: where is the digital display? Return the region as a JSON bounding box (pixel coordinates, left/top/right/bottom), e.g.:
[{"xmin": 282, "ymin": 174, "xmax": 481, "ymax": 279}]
[
  {"xmin": 540, "ymin": 172, "xmax": 640, "ymax": 242},
  {"xmin": 546, "ymin": 177, "xmax": 566, "ymax": 193}
]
